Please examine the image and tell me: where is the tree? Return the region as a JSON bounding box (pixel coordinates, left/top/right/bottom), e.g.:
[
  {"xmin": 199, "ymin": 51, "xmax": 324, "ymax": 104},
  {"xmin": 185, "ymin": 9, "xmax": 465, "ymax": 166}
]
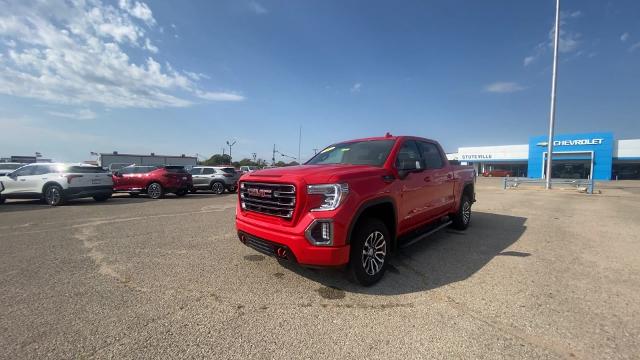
[
  {"xmin": 275, "ymin": 161, "xmax": 287, "ymax": 167},
  {"xmin": 201, "ymin": 154, "xmax": 231, "ymax": 166},
  {"xmin": 286, "ymin": 161, "xmax": 300, "ymax": 166}
]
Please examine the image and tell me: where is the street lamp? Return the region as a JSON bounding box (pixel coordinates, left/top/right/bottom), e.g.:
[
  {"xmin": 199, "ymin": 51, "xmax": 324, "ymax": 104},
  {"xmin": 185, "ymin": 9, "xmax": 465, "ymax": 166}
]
[
  {"xmin": 545, "ymin": 0, "xmax": 561, "ymax": 189},
  {"xmin": 226, "ymin": 140, "xmax": 236, "ymax": 165}
]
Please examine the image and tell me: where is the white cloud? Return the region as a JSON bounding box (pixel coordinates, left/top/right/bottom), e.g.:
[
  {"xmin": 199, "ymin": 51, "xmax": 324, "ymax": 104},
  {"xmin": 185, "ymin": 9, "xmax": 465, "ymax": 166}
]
[
  {"xmin": 523, "ymin": 9, "xmax": 583, "ymax": 67},
  {"xmin": 196, "ymin": 90, "xmax": 245, "ymax": 102},
  {"xmin": 144, "ymin": 37, "xmax": 158, "ymax": 53},
  {"xmin": 620, "ymin": 32, "xmax": 630, "ymax": 42},
  {"xmin": 484, "ymin": 82, "xmax": 526, "ymax": 93},
  {"xmin": 630, "ymin": 42, "xmax": 640, "ymax": 52},
  {"xmin": 249, "ymin": 1, "xmax": 268, "ymax": 14},
  {"xmin": 48, "ymin": 109, "xmax": 97, "ymax": 120},
  {"xmin": 0, "ymin": 0, "xmax": 244, "ymax": 109},
  {"xmin": 350, "ymin": 82, "xmax": 362, "ymax": 93},
  {"xmin": 523, "ymin": 56, "xmax": 536, "ymax": 67},
  {"xmin": 118, "ymin": 0, "xmax": 156, "ymax": 25},
  {"xmin": 568, "ymin": 10, "xmax": 582, "ymax": 18}
]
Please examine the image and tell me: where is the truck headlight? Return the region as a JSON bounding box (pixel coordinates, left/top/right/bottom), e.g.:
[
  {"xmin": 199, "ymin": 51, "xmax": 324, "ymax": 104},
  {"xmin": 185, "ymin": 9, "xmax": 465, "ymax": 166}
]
[{"xmin": 307, "ymin": 183, "xmax": 349, "ymax": 211}]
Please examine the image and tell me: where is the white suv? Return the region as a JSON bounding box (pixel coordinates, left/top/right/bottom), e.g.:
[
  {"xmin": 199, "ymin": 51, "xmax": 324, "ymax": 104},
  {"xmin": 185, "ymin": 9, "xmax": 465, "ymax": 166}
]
[{"xmin": 0, "ymin": 163, "xmax": 113, "ymax": 206}]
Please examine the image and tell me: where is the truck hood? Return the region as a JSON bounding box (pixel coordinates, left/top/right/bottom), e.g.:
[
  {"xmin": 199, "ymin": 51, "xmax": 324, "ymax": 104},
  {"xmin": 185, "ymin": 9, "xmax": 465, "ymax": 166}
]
[{"xmin": 243, "ymin": 164, "xmax": 388, "ymax": 184}]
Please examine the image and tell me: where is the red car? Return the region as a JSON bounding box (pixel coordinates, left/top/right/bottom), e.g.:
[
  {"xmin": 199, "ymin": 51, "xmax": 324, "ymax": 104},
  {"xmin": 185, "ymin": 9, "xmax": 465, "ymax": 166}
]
[
  {"xmin": 482, "ymin": 169, "xmax": 512, "ymax": 177},
  {"xmin": 112, "ymin": 165, "xmax": 192, "ymax": 199},
  {"xmin": 236, "ymin": 134, "xmax": 476, "ymax": 285}
]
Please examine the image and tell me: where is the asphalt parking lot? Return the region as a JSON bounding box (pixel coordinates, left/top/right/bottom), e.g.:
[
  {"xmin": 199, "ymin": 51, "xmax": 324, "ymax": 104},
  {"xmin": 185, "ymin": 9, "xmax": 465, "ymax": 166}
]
[{"xmin": 1, "ymin": 178, "xmax": 639, "ymax": 359}]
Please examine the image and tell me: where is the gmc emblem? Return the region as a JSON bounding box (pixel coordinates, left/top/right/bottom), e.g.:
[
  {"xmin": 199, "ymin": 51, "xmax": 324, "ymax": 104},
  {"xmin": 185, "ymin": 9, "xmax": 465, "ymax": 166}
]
[{"xmin": 248, "ymin": 188, "xmax": 272, "ymax": 198}]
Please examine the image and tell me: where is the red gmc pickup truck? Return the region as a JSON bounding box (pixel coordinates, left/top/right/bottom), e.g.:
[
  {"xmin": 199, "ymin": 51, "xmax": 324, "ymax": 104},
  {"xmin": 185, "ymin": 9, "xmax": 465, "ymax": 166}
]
[{"xmin": 236, "ymin": 134, "xmax": 476, "ymax": 285}]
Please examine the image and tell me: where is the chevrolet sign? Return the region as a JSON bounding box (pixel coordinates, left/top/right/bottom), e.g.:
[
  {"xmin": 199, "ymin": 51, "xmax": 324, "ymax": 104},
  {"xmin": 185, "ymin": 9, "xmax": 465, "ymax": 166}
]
[{"xmin": 536, "ymin": 138, "xmax": 604, "ymax": 147}]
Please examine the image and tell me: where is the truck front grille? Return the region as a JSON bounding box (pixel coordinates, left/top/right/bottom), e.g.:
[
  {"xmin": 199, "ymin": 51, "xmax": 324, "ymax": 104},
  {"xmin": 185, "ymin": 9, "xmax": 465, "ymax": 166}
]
[{"xmin": 240, "ymin": 182, "xmax": 296, "ymax": 219}]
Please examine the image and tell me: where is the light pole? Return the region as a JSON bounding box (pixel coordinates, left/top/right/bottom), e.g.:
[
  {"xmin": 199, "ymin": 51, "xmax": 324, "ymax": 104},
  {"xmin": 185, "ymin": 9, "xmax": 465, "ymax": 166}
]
[
  {"xmin": 545, "ymin": 0, "xmax": 561, "ymax": 189},
  {"xmin": 226, "ymin": 140, "xmax": 236, "ymax": 165}
]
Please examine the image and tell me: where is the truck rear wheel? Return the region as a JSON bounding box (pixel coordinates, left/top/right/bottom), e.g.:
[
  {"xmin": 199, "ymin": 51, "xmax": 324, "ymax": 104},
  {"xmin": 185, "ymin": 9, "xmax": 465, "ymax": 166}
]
[
  {"xmin": 451, "ymin": 195, "xmax": 472, "ymax": 230},
  {"xmin": 349, "ymin": 218, "xmax": 389, "ymax": 286}
]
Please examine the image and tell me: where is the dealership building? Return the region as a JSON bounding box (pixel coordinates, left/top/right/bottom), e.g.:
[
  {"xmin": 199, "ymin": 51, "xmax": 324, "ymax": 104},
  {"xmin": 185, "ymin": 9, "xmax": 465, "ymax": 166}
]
[{"xmin": 447, "ymin": 132, "xmax": 640, "ymax": 180}]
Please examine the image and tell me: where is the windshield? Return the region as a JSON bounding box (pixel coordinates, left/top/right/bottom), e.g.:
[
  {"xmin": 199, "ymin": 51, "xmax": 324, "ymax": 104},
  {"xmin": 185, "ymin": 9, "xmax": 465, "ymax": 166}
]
[{"xmin": 306, "ymin": 140, "xmax": 395, "ymax": 166}]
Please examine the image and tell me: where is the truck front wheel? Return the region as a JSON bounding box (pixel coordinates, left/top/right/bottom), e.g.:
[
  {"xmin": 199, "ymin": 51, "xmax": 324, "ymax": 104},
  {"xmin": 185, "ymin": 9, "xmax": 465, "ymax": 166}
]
[
  {"xmin": 349, "ymin": 218, "xmax": 389, "ymax": 286},
  {"xmin": 451, "ymin": 195, "xmax": 472, "ymax": 230}
]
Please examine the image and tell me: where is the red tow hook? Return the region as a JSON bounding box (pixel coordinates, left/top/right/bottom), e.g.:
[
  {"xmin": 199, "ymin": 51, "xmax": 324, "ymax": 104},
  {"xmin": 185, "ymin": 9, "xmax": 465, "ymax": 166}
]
[{"xmin": 276, "ymin": 247, "xmax": 288, "ymax": 259}]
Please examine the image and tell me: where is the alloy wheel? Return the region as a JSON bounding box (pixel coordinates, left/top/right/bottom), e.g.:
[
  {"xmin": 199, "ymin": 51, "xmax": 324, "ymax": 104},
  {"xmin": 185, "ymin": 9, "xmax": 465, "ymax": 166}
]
[
  {"xmin": 361, "ymin": 231, "xmax": 386, "ymax": 276},
  {"xmin": 462, "ymin": 201, "xmax": 471, "ymax": 224},
  {"xmin": 46, "ymin": 186, "xmax": 60, "ymax": 205},
  {"xmin": 212, "ymin": 182, "xmax": 224, "ymax": 194},
  {"xmin": 148, "ymin": 183, "xmax": 162, "ymax": 199}
]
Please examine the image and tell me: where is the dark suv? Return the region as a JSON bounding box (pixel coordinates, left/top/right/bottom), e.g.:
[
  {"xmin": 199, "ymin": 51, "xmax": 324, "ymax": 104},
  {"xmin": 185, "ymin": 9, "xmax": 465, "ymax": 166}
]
[{"xmin": 112, "ymin": 165, "xmax": 192, "ymax": 199}]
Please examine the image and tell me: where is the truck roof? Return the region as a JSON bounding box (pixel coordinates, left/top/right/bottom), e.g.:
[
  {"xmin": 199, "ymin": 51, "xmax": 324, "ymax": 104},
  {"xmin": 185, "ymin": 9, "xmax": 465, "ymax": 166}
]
[{"xmin": 335, "ymin": 134, "xmax": 439, "ymax": 145}]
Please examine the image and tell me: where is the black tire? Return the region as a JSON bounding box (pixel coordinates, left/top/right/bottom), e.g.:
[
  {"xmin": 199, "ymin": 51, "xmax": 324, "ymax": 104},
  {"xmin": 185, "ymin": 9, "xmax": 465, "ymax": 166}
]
[
  {"xmin": 147, "ymin": 182, "xmax": 164, "ymax": 199},
  {"xmin": 93, "ymin": 194, "xmax": 111, "ymax": 202},
  {"xmin": 349, "ymin": 218, "xmax": 390, "ymax": 286},
  {"xmin": 0, "ymin": 196, "xmax": 5, "ymax": 205},
  {"xmin": 451, "ymin": 195, "xmax": 472, "ymax": 230},
  {"xmin": 210, "ymin": 181, "xmax": 225, "ymax": 195},
  {"xmin": 190, "ymin": 187, "xmax": 198, "ymax": 194},
  {"xmin": 44, "ymin": 184, "xmax": 65, "ymax": 206},
  {"xmin": 227, "ymin": 185, "xmax": 237, "ymax": 193},
  {"xmin": 175, "ymin": 189, "xmax": 188, "ymax": 197}
]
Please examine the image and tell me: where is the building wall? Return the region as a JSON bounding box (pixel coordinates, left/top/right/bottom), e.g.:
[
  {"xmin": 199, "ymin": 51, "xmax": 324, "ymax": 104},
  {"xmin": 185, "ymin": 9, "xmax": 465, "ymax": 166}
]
[
  {"xmin": 458, "ymin": 144, "xmax": 528, "ymax": 162},
  {"xmin": 100, "ymin": 154, "xmax": 197, "ymax": 170},
  {"xmin": 528, "ymin": 132, "xmax": 614, "ymax": 180},
  {"xmin": 615, "ymin": 139, "xmax": 640, "ymax": 159}
]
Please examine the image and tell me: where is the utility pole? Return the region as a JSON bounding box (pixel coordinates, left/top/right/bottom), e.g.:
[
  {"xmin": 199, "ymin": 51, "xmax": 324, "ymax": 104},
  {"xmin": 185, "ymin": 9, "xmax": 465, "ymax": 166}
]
[
  {"xmin": 545, "ymin": 0, "xmax": 561, "ymax": 189},
  {"xmin": 251, "ymin": 152, "xmax": 257, "ymax": 162},
  {"xmin": 312, "ymin": 148, "xmax": 319, "ymax": 155},
  {"xmin": 226, "ymin": 140, "xmax": 236, "ymax": 165},
  {"xmin": 298, "ymin": 126, "xmax": 302, "ymax": 163},
  {"xmin": 272, "ymin": 144, "xmax": 276, "ymax": 165}
]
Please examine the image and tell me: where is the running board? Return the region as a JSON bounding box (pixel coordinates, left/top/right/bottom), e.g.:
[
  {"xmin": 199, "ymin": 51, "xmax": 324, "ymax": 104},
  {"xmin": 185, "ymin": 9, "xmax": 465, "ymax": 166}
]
[{"xmin": 400, "ymin": 220, "xmax": 453, "ymax": 248}]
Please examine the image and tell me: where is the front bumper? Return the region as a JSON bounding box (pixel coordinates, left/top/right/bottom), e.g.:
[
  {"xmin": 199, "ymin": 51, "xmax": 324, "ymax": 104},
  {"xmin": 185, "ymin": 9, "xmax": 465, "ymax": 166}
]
[{"xmin": 236, "ymin": 216, "xmax": 350, "ymax": 267}]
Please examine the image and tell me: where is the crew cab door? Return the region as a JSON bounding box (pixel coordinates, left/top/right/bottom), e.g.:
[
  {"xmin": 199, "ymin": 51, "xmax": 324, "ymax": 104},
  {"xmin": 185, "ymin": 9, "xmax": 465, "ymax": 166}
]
[
  {"xmin": 417, "ymin": 141, "xmax": 455, "ymax": 218},
  {"xmin": 395, "ymin": 140, "xmax": 429, "ymax": 231}
]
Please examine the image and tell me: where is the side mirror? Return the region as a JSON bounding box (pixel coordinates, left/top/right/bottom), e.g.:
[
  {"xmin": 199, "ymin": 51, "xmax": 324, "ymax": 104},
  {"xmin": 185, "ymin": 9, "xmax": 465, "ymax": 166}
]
[
  {"xmin": 397, "ymin": 159, "xmax": 423, "ymax": 179},
  {"xmin": 114, "ymin": 171, "xmax": 122, "ymax": 177},
  {"xmin": 8, "ymin": 172, "xmax": 17, "ymax": 179}
]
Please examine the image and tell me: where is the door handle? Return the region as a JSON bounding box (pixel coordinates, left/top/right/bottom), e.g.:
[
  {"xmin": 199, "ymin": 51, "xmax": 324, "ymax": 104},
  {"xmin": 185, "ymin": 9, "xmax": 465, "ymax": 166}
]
[
  {"xmin": 424, "ymin": 176, "xmax": 431, "ymax": 182},
  {"xmin": 447, "ymin": 173, "xmax": 453, "ymax": 179}
]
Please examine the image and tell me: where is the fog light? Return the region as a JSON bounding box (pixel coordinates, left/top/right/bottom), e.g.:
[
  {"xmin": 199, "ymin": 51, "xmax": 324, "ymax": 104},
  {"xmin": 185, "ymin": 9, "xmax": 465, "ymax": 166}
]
[{"xmin": 305, "ymin": 220, "xmax": 333, "ymax": 246}]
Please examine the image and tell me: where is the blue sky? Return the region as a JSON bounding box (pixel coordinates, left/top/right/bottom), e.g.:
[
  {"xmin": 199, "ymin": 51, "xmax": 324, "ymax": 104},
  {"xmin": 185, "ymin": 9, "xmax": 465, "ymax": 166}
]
[{"xmin": 1, "ymin": 0, "xmax": 639, "ymax": 162}]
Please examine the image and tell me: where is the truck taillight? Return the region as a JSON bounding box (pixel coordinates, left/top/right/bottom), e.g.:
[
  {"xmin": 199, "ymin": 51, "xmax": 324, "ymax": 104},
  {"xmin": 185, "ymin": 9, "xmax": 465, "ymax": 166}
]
[
  {"xmin": 223, "ymin": 173, "xmax": 233, "ymax": 178},
  {"xmin": 65, "ymin": 175, "xmax": 83, "ymax": 184}
]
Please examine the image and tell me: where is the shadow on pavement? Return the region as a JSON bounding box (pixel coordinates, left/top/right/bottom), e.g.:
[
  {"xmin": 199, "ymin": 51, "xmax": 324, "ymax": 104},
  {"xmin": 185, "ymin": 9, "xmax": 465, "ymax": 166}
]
[{"xmin": 279, "ymin": 211, "xmax": 527, "ymax": 296}]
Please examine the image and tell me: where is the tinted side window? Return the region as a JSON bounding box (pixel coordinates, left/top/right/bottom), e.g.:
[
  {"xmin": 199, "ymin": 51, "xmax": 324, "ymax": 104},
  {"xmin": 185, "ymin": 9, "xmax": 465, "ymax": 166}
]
[
  {"xmin": 32, "ymin": 165, "xmax": 52, "ymax": 175},
  {"xmin": 395, "ymin": 140, "xmax": 422, "ymax": 170},
  {"xmin": 419, "ymin": 142, "xmax": 444, "ymax": 169},
  {"xmin": 190, "ymin": 168, "xmax": 202, "ymax": 175},
  {"xmin": 202, "ymin": 168, "xmax": 215, "ymax": 175},
  {"xmin": 12, "ymin": 166, "xmax": 36, "ymax": 176}
]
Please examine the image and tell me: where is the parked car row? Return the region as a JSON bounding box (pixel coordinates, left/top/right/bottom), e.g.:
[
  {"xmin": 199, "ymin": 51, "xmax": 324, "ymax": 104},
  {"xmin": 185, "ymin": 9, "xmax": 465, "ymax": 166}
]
[{"xmin": 0, "ymin": 163, "xmax": 240, "ymax": 206}]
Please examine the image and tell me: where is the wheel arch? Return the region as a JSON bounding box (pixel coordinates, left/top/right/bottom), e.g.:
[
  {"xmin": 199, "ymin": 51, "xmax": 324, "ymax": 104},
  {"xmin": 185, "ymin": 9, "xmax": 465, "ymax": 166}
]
[
  {"xmin": 346, "ymin": 197, "xmax": 398, "ymax": 250},
  {"xmin": 41, "ymin": 181, "xmax": 63, "ymax": 196}
]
